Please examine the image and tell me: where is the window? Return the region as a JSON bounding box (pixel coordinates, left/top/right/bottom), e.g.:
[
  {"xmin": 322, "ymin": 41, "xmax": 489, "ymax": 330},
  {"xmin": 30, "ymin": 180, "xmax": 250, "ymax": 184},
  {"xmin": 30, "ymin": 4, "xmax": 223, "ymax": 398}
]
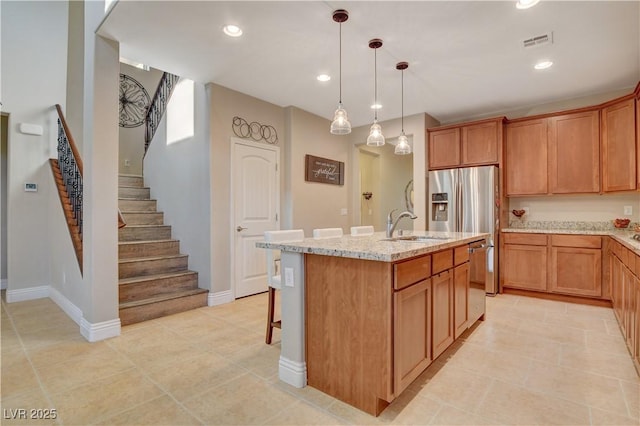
[{"xmin": 167, "ymin": 79, "xmax": 194, "ymax": 145}]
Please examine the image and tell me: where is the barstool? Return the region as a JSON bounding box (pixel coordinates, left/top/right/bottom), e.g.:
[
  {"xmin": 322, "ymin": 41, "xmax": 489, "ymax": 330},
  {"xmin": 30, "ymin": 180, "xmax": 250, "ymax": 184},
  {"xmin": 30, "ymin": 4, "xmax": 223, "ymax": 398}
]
[
  {"xmin": 312, "ymin": 227, "xmax": 344, "ymax": 239},
  {"xmin": 263, "ymin": 229, "xmax": 305, "ymax": 344},
  {"xmin": 350, "ymin": 225, "xmax": 375, "ymax": 236}
]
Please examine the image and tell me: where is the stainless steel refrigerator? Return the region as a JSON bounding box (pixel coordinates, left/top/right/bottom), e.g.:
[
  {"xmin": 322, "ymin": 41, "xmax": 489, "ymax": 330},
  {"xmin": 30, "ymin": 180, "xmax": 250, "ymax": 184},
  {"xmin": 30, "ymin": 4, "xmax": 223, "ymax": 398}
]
[{"xmin": 428, "ymin": 165, "xmax": 499, "ymax": 295}]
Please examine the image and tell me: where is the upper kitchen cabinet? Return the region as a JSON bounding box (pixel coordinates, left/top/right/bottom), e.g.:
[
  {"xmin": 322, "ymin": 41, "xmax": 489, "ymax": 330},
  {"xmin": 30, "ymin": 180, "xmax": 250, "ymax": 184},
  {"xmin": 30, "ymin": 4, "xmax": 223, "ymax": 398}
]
[
  {"xmin": 636, "ymin": 85, "xmax": 640, "ymax": 189},
  {"xmin": 548, "ymin": 111, "xmax": 600, "ymax": 194},
  {"xmin": 428, "ymin": 118, "xmax": 503, "ymax": 170},
  {"xmin": 505, "ymin": 118, "xmax": 548, "ymax": 196},
  {"xmin": 602, "ymin": 97, "xmax": 636, "ymax": 192}
]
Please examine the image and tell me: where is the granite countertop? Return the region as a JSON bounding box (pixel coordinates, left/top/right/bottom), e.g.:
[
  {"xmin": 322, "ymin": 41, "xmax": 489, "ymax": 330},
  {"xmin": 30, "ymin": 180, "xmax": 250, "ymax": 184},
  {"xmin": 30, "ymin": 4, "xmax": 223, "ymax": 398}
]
[
  {"xmin": 256, "ymin": 231, "xmax": 489, "ymax": 262},
  {"xmin": 502, "ymin": 227, "xmax": 640, "ymax": 254}
]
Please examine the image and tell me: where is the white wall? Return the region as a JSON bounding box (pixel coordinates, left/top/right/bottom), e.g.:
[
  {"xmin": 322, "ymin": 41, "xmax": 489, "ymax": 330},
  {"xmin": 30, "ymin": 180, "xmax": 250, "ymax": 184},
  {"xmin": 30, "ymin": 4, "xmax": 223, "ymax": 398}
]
[
  {"xmin": 1, "ymin": 0, "xmax": 68, "ymax": 298},
  {"xmin": 119, "ymin": 63, "xmax": 162, "ymax": 175},
  {"xmin": 1, "ymin": 115, "xmax": 8, "ymax": 285},
  {"xmin": 144, "ymin": 79, "xmax": 211, "ymax": 292}
]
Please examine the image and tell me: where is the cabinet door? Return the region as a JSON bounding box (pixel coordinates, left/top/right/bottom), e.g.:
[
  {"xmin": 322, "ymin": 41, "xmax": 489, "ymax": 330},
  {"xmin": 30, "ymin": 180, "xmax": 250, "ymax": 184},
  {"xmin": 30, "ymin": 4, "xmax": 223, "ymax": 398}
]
[
  {"xmin": 461, "ymin": 121, "xmax": 500, "ymax": 166},
  {"xmin": 602, "ymin": 98, "xmax": 637, "ymax": 192},
  {"xmin": 505, "ymin": 119, "xmax": 548, "ymax": 195},
  {"xmin": 432, "ymin": 270, "xmax": 454, "ymax": 360},
  {"xmin": 548, "ymin": 111, "xmax": 600, "ymax": 194},
  {"xmin": 453, "ymin": 263, "xmax": 469, "ymax": 339},
  {"xmin": 549, "ymin": 247, "xmax": 602, "ymax": 297},
  {"xmin": 428, "ymin": 128, "xmax": 460, "ymax": 169},
  {"xmin": 637, "ymin": 97, "xmax": 640, "ymax": 189},
  {"xmin": 612, "ymin": 255, "xmax": 624, "ymax": 324},
  {"xmin": 635, "ymin": 275, "xmax": 640, "ymax": 366},
  {"xmin": 503, "ymin": 244, "xmax": 548, "ymax": 291},
  {"xmin": 623, "ymin": 266, "xmax": 636, "ymax": 352},
  {"xmin": 393, "ymin": 279, "xmax": 432, "ymax": 395}
]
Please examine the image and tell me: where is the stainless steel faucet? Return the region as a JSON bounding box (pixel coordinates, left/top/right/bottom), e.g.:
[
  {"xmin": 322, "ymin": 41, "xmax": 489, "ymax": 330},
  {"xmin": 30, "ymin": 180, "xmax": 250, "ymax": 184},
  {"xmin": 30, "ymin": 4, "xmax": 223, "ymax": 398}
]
[{"xmin": 386, "ymin": 209, "xmax": 418, "ymax": 238}]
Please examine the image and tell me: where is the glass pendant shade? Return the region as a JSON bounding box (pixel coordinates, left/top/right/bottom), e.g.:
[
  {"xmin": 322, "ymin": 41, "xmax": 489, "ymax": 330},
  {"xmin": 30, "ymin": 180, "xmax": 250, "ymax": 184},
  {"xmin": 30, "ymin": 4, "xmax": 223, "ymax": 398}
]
[
  {"xmin": 395, "ymin": 133, "xmax": 412, "ymax": 155},
  {"xmin": 367, "ymin": 121, "xmax": 385, "ymax": 146},
  {"xmin": 330, "ymin": 103, "xmax": 352, "ymax": 135}
]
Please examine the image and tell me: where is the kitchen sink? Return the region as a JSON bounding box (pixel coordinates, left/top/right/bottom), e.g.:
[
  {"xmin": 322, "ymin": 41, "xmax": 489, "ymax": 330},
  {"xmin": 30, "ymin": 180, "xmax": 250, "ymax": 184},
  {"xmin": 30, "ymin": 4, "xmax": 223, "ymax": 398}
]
[{"xmin": 381, "ymin": 235, "xmax": 452, "ymax": 242}]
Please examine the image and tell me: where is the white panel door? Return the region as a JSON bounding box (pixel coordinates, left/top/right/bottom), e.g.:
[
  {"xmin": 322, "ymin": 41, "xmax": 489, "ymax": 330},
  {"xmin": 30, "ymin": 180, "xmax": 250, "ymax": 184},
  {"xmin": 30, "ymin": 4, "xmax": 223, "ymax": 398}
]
[{"xmin": 233, "ymin": 140, "xmax": 279, "ymax": 298}]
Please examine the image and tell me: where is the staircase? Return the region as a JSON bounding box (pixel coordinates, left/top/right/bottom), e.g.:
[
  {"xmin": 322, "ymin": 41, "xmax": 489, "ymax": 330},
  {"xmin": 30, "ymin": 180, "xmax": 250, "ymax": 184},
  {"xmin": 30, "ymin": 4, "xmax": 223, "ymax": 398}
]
[{"xmin": 118, "ymin": 174, "xmax": 208, "ymax": 325}]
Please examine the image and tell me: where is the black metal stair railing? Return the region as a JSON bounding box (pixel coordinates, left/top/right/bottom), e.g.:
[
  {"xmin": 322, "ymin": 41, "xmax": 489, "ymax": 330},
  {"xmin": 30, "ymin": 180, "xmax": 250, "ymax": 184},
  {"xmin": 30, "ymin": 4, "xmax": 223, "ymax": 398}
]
[
  {"xmin": 56, "ymin": 105, "xmax": 83, "ymax": 235},
  {"xmin": 144, "ymin": 72, "xmax": 180, "ymax": 154}
]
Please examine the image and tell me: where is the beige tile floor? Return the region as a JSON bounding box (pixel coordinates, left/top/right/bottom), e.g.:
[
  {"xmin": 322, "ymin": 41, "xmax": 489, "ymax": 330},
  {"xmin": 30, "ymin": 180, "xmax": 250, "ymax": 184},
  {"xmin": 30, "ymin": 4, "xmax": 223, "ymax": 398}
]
[{"xmin": 1, "ymin": 291, "xmax": 638, "ymax": 425}]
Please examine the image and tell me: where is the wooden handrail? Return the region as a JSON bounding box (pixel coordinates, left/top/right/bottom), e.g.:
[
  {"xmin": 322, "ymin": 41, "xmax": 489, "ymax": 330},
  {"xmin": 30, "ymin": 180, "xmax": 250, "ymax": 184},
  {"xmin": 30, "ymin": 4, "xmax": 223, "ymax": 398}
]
[{"xmin": 55, "ymin": 104, "xmax": 83, "ymax": 176}]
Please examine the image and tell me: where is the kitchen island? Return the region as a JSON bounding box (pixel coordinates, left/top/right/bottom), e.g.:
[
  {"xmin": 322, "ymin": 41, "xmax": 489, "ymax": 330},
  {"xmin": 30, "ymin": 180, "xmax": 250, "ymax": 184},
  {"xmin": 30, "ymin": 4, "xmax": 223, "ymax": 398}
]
[{"xmin": 256, "ymin": 230, "xmax": 489, "ymax": 416}]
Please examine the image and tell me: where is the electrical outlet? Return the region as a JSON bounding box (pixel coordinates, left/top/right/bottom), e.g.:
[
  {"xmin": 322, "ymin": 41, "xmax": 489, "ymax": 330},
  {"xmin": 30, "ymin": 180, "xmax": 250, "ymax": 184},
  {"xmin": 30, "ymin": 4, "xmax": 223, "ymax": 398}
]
[
  {"xmin": 284, "ymin": 267, "xmax": 294, "ymax": 287},
  {"xmin": 124, "ymin": 159, "xmax": 130, "ymax": 167},
  {"xmin": 340, "ymin": 208, "xmax": 348, "ymax": 216},
  {"xmin": 624, "ymin": 205, "xmax": 633, "ymax": 215}
]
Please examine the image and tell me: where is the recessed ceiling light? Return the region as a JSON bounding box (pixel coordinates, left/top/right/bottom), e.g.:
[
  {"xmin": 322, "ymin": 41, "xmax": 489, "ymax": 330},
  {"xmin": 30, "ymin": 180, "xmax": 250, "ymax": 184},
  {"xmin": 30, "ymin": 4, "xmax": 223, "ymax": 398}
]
[
  {"xmin": 317, "ymin": 74, "xmax": 331, "ymax": 82},
  {"xmin": 534, "ymin": 60, "xmax": 553, "ymax": 70},
  {"xmin": 370, "ymin": 104, "xmax": 382, "ymax": 110},
  {"xmin": 516, "ymin": 0, "xmax": 540, "ymax": 9},
  {"xmin": 223, "ymin": 25, "xmax": 243, "ymax": 37}
]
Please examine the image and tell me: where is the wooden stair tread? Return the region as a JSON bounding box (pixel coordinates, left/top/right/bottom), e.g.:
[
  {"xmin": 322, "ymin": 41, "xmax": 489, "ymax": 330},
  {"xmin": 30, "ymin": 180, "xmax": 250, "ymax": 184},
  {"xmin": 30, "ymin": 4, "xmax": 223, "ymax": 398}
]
[
  {"xmin": 119, "ymin": 253, "xmax": 187, "ymax": 264},
  {"xmin": 120, "ymin": 211, "xmax": 162, "ymax": 214},
  {"xmin": 120, "ymin": 224, "xmax": 169, "ymax": 228},
  {"xmin": 119, "ymin": 270, "xmax": 197, "ymax": 285},
  {"xmin": 119, "ymin": 239, "xmax": 178, "ymax": 245},
  {"xmin": 119, "ymin": 174, "xmax": 143, "ymax": 178},
  {"xmin": 119, "ymin": 197, "xmax": 155, "ymax": 201},
  {"xmin": 119, "ymin": 288, "xmax": 208, "ymax": 309}
]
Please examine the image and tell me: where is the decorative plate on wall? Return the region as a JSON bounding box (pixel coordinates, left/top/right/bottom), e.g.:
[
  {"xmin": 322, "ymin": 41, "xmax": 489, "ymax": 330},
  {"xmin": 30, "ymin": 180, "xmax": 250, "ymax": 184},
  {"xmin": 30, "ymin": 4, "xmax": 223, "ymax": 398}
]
[{"xmin": 119, "ymin": 74, "xmax": 150, "ymax": 128}]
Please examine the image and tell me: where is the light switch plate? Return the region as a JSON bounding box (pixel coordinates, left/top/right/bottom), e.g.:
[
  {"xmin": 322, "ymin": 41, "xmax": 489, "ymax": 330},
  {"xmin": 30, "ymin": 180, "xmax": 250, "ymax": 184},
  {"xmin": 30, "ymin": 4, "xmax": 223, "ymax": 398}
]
[
  {"xmin": 284, "ymin": 267, "xmax": 294, "ymax": 287},
  {"xmin": 624, "ymin": 206, "xmax": 632, "ymax": 215},
  {"xmin": 340, "ymin": 208, "xmax": 348, "ymax": 216}
]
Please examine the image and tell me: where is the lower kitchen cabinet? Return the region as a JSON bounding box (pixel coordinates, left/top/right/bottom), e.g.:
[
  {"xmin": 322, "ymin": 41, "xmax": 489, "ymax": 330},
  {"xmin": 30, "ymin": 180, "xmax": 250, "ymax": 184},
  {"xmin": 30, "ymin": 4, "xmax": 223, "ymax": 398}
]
[
  {"xmin": 393, "ymin": 279, "xmax": 432, "ymax": 395},
  {"xmin": 612, "ymin": 254, "xmax": 625, "ymax": 323},
  {"xmin": 453, "ymin": 262, "xmax": 470, "ymax": 338},
  {"xmin": 502, "ymin": 235, "xmax": 548, "ymax": 292},
  {"xmin": 432, "ymin": 270, "xmax": 454, "ymax": 360},
  {"xmin": 549, "ymin": 236, "xmax": 602, "ymax": 297}
]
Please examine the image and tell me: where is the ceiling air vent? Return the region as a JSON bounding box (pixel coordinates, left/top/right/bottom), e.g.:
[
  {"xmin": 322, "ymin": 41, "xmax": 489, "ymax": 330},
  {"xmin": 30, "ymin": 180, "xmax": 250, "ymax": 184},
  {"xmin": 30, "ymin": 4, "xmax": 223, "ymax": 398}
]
[{"xmin": 522, "ymin": 32, "xmax": 553, "ymax": 48}]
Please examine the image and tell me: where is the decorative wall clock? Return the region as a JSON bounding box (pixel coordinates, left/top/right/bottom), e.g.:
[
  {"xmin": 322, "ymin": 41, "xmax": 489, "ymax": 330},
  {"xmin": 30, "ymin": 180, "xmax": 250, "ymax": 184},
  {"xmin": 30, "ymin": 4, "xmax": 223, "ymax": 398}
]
[{"xmin": 119, "ymin": 74, "xmax": 150, "ymax": 128}]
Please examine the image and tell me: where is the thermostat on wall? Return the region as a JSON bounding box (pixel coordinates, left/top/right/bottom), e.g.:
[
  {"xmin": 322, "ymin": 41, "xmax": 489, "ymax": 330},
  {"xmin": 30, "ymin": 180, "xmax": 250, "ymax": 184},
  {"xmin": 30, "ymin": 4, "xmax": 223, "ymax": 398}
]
[{"xmin": 24, "ymin": 183, "xmax": 37, "ymax": 192}]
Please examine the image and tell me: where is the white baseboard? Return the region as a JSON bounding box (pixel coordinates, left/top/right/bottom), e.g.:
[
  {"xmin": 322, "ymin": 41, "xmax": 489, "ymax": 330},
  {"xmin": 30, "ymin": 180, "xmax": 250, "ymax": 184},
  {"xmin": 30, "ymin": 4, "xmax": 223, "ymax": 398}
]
[
  {"xmin": 1, "ymin": 278, "xmax": 7, "ymax": 290},
  {"xmin": 49, "ymin": 287, "xmax": 83, "ymax": 326},
  {"xmin": 279, "ymin": 356, "xmax": 307, "ymax": 388},
  {"xmin": 6, "ymin": 285, "xmax": 49, "ymax": 303},
  {"xmin": 80, "ymin": 317, "xmax": 121, "ymax": 342},
  {"xmin": 208, "ymin": 289, "xmax": 234, "ymax": 307}
]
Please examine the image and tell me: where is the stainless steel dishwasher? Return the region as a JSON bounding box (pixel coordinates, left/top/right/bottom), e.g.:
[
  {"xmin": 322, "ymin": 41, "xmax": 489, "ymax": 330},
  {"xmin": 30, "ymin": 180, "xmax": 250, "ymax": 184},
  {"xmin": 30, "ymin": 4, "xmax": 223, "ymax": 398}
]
[{"xmin": 468, "ymin": 239, "xmax": 488, "ymax": 323}]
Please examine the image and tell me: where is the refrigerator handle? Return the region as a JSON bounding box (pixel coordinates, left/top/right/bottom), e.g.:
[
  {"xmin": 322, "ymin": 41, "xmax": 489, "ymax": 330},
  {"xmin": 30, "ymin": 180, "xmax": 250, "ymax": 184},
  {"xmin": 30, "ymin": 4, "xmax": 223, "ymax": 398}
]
[{"xmin": 457, "ymin": 177, "xmax": 463, "ymax": 232}]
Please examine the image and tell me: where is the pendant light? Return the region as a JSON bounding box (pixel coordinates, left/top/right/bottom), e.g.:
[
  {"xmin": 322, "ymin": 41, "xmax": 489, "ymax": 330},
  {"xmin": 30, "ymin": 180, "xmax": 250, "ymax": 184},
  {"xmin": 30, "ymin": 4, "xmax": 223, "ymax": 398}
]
[
  {"xmin": 366, "ymin": 39, "xmax": 385, "ymax": 146},
  {"xmin": 395, "ymin": 61, "xmax": 412, "ymax": 155},
  {"xmin": 330, "ymin": 9, "xmax": 351, "ymax": 135}
]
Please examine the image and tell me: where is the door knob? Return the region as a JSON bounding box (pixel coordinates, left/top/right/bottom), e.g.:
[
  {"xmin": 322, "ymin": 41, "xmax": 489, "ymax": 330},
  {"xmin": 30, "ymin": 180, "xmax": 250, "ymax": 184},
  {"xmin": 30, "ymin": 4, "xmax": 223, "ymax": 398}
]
[{"xmin": 236, "ymin": 226, "xmax": 247, "ymax": 232}]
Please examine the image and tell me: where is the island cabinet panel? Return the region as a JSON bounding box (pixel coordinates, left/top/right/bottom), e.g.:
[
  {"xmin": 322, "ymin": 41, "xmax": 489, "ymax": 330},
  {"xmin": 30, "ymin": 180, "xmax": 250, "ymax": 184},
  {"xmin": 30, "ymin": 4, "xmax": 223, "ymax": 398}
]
[
  {"xmin": 394, "ymin": 255, "xmax": 431, "ymax": 290},
  {"xmin": 461, "ymin": 120, "xmax": 501, "ymax": 165},
  {"xmin": 453, "ymin": 263, "xmax": 470, "ymax": 339},
  {"xmin": 432, "ymin": 270, "xmax": 454, "ymax": 360},
  {"xmin": 428, "ymin": 128, "xmax": 461, "ymax": 169},
  {"xmin": 305, "ymin": 255, "xmax": 394, "ymax": 416},
  {"xmin": 602, "ymin": 98, "xmax": 637, "ymax": 192},
  {"xmin": 393, "ymin": 279, "xmax": 432, "ymax": 395},
  {"xmin": 502, "ymin": 243, "xmax": 548, "ymax": 291},
  {"xmin": 548, "ymin": 111, "xmax": 600, "ymax": 194},
  {"xmin": 505, "ymin": 119, "xmax": 548, "ymax": 196}
]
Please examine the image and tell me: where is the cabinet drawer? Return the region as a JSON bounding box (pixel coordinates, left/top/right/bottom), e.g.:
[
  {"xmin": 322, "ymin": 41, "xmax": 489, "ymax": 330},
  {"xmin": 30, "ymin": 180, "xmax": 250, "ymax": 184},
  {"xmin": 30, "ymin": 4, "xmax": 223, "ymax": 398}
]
[
  {"xmin": 432, "ymin": 249, "xmax": 454, "ymax": 275},
  {"xmin": 394, "ymin": 255, "xmax": 431, "ymax": 290},
  {"xmin": 551, "ymin": 235, "xmax": 601, "ymax": 249},
  {"xmin": 503, "ymin": 233, "xmax": 547, "ymax": 246},
  {"xmin": 454, "ymin": 245, "xmax": 469, "ymax": 266}
]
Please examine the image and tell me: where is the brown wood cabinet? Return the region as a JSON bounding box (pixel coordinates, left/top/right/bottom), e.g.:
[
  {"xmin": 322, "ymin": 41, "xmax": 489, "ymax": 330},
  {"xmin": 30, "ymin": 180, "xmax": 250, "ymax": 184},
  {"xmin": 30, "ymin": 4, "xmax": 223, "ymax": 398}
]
[
  {"xmin": 505, "ymin": 119, "xmax": 548, "ymax": 195},
  {"xmin": 612, "ymin": 249, "xmax": 625, "ymax": 323},
  {"xmin": 305, "ymin": 241, "xmax": 478, "ymax": 416},
  {"xmin": 549, "ymin": 235, "xmax": 602, "ymax": 297},
  {"xmin": 432, "ymin": 270, "xmax": 454, "ymax": 359},
  {"xmin": 453, "ymin": 262, "xmax": 470, "ymax": 338},
  {"xmin": 602, "ymin": 97, "xmax": 637, "ymax": 192},
  {"xmin": 636, "ymin": 95, "xmax": 640, "ymax": 189},
  {"xmin": 502, "ymin": 233, "xmax": 548, "ymax": 291},
  {"xmin": 548, "ymin": 111, "xmax": 600, "ymax": 194},
  {"xmin": 393, "ymin": 279, "xmax": 432, "ymax": 395},
  {"xmin": 428, "ymin": 128, "xmax": 460, "ymax": 169},
  {"xmin": 428, "ymin": 118, "xmax": 502, "ymax": 170}
]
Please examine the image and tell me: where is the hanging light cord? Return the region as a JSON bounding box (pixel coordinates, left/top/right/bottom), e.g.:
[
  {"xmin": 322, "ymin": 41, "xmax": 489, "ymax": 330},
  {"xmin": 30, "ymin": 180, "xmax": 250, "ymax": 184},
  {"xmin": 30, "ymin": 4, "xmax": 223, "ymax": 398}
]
[
  {"xmin": 401, "ymin": 67, "xmax": 404, "ymax": 133},
  {"xmin": 374, "ymin": 47, "xmax": 378, "ymax": 121},
  {"xmin": 339, "ymin": 22, "xmax": 342, "ymax": 104}
]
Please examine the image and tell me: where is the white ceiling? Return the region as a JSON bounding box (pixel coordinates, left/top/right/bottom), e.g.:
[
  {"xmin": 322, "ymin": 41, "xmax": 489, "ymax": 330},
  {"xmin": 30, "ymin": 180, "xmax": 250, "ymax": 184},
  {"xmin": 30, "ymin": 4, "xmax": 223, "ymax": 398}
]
[{"xmin": 98, "ymin": 1, "xmax": 640, "ymax": 127}]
